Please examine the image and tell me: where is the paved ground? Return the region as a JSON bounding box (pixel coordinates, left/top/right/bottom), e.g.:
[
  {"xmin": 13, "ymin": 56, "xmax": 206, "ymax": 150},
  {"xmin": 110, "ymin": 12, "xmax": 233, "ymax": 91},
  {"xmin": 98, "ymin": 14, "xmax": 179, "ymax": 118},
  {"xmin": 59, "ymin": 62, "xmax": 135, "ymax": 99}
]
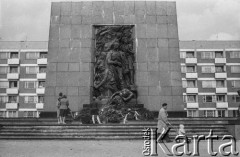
[{"xmin": 0, "ymin": 140, "xmax": 239, "ymax": 157}]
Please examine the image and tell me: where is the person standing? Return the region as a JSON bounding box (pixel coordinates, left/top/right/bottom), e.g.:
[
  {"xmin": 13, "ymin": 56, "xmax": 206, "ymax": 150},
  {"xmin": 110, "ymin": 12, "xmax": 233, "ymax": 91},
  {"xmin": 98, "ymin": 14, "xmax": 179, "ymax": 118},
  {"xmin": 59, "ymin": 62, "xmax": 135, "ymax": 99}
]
[
  {"xmin": 59, "ymin": 95, "xmax": 69, "ymax": 124},
  {"xmin": 238, "ymin": 90, "xmax": 240, "ymax": 117},
  {"xmin": 157, "ymin": 103, "xmax": 172, "ymax": 143},
  {"xmin": 56, "ymin": 92, "xmax": 63, "ymax": 124},
  {"xmin": 90, "ymin": 97, "xmax": 102, "ymax": 124}
]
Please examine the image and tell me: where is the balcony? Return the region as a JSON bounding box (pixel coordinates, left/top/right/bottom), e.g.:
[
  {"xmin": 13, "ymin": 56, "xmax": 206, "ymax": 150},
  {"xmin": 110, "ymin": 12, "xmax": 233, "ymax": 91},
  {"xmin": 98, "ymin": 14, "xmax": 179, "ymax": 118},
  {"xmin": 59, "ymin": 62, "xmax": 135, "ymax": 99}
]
[
  {"xmin": 186, "ymin": 103, "xmax": 199, "ymax": 108},
  {"xmin": 216, "ymin": 88, "xmax": 227, "ymax": 93},
  {"xmin": 6, "ymin": 88, "xmax": 18, "ymax": 94},
  {"xmin": 186, "ymin": 73, "xmax": 198, "ymax": 78},
  {"xmin": 6, "ymin": 103, "xmax": 18, "ymax": 109},
  {"xmin": 186, "ymin": 58, "xmax": 197, "ymax": 64},
  {"xmin": 7, "ymin": 73, "xmax": 19, "ymax": 79},
  {"xmin": 36, "ymin": 103, "xmax": 44, "ymax": 109},
  {"xmin": 215, "ymin": 58, "xmax": 226, "ymax": 64},
  {"xmin": 36, "ymin": 88, "xmax": 45, "ymax": 94},
  {"xmin": 215, "ymin": 73, "xmax": 227, "ymax": 78},
  {"xmin": 37, "ymin": 73, "xmax": 46, "ymax": 79},
  {"xmin": 8, "ymin": 58, "xmax": 19, "ymax": 65},
  {"xmin": 37, "ymin": 58, "xmax": 47, "ymax": 65},
  {"xmin": 216, "ymin": 102, "xmax": 228, "ymax": 108},
  {"xmin": 186, "ymin": 88, "xmax": 198, "ymax": 93}
]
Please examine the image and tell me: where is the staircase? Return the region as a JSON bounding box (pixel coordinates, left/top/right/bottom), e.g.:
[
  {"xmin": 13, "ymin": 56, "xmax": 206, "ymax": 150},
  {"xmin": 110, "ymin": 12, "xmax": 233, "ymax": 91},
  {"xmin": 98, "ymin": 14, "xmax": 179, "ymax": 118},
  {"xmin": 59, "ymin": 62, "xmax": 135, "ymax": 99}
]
[{"xmin": 0, "ymin": 118, "xmax": 235, "ymax": 140}]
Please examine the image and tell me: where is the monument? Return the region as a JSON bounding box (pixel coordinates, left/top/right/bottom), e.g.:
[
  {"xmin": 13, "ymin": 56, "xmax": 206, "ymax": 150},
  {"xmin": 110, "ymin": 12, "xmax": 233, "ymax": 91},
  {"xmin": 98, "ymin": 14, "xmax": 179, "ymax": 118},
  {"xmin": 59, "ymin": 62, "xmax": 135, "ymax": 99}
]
[{"xmin": 45, "ymin": 1, "xmax": 183, "ymax": 115}]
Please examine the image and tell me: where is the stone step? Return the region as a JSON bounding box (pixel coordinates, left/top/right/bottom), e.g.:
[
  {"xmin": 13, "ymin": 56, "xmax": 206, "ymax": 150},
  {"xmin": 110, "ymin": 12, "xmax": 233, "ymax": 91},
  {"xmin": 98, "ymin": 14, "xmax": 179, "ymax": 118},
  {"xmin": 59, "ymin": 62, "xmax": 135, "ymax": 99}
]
[{"xmin": 0, "ymin": 125, "xmax": 227, "ymax": 129}]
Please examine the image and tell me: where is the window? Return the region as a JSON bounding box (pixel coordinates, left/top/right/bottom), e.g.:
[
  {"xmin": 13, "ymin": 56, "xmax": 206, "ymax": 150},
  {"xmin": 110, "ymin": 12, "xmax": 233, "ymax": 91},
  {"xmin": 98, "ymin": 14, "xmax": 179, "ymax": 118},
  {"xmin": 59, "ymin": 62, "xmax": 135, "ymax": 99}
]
[
  {"xmin": 8, "ymin": 96, "xmax": 17, "ymax": 103},
  {"xmin": 216, "ymin": 95, "xmax": 225, "ymax": 102},
  {"xmin": 217, "ymin": 110, "xmax": 225, "ymax": 117},
  {"xmin": 216, "ymin": 80, "xmax": 225, "ymax": 88},
  {"xmin": 232, "ymin": 95, "xmax": 240, "ymax": 102},
  {"xmin": 230, "ymin": 51, "xmax": 240, "ymax": 58},
  {"xmin": 201, "ymin": 51, "xmax": 214, "ymax": 59},
  {"xmin": 39, "ymin": 66, "xmax": 47, "ymax": 73},
  {"xmin": 187, "ymin": 110, "xmax": 197, "ymax": 117},
  {"xmin": 25, "ymin": 81, "xmax": 36, "ymax": 89},
  {"xmin": 8, "ymin": 111, "xmax": 17, "ymax": 117},
  {"xmin": 0, "ymin": 111, "xmax": 6, "ymax": 117},
  {"xmin": 24, "ymin": 96, "xmax": 38, "ymax": 103},
  {"xmin": 0, "ymin": 96, "xmax": 8, "ymax": 103},
  {"xmin": 9, "ymin": 66, "xmax": 18, "ymax": 73},
  {"xmin": 203, "ymin": 110, "xmax": 215, "ymax": 117},
  {"xmin": 182, "ymin": 80, "xmax": 197, "ymax": 88},
  {"xmin": 0, "ymin": 67, "xmax": 8, "ymax": 74},
  {"xmin": 0, "ymin": 52, "xmax": 8, "ymax": 59},
  {"xmin": 215, "ymin": 51, "xmax": 224, "ymax": 58},
  {"xmin": 38, "ymin": 81, "xmax": 45, "ymax": 88},
  {"xmin": 215, "ymin": 66, "xmax": 225, "ymax": 73},
  {"xmin": 186, "ymin": 51, "xmax": 195, "ymax": 58},
  {"xmin": 26, "ymin": 67, "xmax": 38, "ymax": 74},
  {"xmin": 203, "ymin": 95, "xmax": 216, "ymax": 103},
  {"xmin": 9, "ymin": 81, "xmax": 18, "ymax": 88},
  {"xmin": 186, "ymin": 66, "xmax": 195, "ymax": 73},
  {"xmin": 202, "ymin": 81, "xmax": 216, "ymax": 88},
  {"xmin": 187, "ymin": 80, "xmax": 196, "ymax": 88},
  {"xmin": 0, "ymin": 81, "xmax": 9, "ymax": 88},
  {"xmin": 202, "ymin": 66, "xmax": 215, "ymax": 73},
  {"xmin": 180, "ymin": 52, "xmax": 186, "ymax": 58},
  {"xmin": 232, "ymin": 80, "xmax": 240, "ymax": 88},
  {"xmin": 231, "ymin": 66, "xmax": 240, "ymax": 73},
  {"xmin": 39, "ymin": 52, "xmax": 47, "ymax": 58},
  {"xmin": 10, "ymin": 52, "xmax": 18, "ymax": 58},
  {"xmin": 26, "ymin": 52, "xmax": 39, "ymax": 59},
  {"xmin": 184, "ymin": 95, "xmax": 197, "ymax": 103},
  {"xmin": 38, "ymin": 96, "xmax": 44, "ymax": 103}
]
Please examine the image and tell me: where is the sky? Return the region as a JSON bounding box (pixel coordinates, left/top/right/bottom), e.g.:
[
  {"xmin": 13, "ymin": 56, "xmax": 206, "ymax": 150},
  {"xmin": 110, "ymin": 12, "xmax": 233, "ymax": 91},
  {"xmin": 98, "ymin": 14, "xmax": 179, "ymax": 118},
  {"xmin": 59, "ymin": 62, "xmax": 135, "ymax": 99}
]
[{"xmin": 0, "ymin": 0, "xmax": 239, "ymax": 41}]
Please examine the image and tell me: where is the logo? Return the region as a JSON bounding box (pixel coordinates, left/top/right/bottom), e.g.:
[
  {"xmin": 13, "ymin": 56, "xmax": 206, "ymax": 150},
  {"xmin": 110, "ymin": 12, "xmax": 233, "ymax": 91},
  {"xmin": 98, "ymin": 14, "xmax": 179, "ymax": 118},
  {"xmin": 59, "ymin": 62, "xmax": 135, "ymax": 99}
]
[{"xmin": 142, "ymin": 128, "xmax": 239, "ymax": 156}]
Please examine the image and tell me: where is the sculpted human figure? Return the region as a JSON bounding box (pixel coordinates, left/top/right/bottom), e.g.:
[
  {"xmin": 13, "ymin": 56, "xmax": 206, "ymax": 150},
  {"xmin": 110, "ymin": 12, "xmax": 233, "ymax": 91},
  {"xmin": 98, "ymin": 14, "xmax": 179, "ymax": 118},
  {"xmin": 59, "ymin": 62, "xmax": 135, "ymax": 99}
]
[
  {"xmin": 106, "ymin": 41, "xmax": 125, "ymax": 89},
  {"xmin": 94, "ymin": 59, "xmax": 118, "ymax": 97}
]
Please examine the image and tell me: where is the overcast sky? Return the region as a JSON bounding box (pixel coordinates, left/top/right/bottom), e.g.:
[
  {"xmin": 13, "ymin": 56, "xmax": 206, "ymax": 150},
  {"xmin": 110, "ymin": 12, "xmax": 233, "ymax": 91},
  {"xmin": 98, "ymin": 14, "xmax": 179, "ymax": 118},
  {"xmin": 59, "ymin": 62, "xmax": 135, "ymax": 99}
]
[{"xmin": 0, "ymin": 0, "xmax": 239, "ymax": 41}]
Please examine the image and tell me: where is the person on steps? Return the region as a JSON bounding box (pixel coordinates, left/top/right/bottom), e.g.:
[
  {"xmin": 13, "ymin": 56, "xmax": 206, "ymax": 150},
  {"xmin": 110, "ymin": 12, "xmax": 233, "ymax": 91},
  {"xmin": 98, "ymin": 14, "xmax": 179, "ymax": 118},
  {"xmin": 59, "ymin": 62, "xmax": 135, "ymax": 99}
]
[{"xmin": 157, "ymin": 103, "xmax": 172, "ymax": 143}]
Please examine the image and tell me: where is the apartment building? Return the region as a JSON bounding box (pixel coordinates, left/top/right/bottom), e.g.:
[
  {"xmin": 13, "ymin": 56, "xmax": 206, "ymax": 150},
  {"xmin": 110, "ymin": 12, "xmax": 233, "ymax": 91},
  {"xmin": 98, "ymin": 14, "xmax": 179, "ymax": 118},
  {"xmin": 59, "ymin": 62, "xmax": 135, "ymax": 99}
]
[
  {"xmin": 180, "ymin": 41, "xmax": 240, "ymax": 117},
  {"xmin": 0, "ymin": 41, "xmax": 48, "ymax": 118}
]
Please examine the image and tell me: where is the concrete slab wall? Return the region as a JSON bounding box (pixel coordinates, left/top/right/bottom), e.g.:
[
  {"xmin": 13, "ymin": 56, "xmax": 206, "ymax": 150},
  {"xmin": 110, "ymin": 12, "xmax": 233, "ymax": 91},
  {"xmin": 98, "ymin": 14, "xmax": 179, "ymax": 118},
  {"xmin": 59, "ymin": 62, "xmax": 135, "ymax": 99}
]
[{"xmin": 46, "ymin": 1, "xmax": 184, "ymax": 111}]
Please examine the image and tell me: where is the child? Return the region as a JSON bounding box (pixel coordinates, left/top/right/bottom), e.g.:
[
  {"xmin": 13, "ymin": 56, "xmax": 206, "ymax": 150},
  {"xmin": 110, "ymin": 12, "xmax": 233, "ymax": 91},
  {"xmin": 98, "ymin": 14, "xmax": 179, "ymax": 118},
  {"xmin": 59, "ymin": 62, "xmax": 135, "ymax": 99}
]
[
  {"xmin": 177, "ymin": 124, "xmax": 191, "ymax": 143},
  {"xmin": 178, "ymin": 124, "xmax": 185, "ymax": 136}
]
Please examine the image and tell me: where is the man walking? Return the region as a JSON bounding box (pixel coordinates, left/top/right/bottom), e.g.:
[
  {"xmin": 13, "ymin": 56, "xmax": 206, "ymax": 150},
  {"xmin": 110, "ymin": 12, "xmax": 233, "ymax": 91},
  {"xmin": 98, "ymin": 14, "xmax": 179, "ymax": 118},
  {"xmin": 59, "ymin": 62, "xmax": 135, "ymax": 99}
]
[{"xmin": 157, "ymin": 103, "xmax": 172, "ymax": 143}]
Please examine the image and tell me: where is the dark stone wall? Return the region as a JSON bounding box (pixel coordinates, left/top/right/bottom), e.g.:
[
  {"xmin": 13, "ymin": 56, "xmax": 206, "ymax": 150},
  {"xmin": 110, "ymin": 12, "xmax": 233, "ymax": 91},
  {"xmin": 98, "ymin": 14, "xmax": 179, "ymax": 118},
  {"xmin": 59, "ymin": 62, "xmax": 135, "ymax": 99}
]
[{"xmin": 46, "ymin": 1, "xmax": 183, "ymax": 111}]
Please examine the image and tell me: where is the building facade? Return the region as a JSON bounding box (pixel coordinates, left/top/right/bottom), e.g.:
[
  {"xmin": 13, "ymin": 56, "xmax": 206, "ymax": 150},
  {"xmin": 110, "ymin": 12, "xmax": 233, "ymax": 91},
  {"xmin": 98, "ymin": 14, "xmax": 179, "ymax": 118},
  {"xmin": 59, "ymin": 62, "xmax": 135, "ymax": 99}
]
[
  {"xmin": 0, "ymin": 41, "xmax": 48, "ymax": 118},
  {"xmin": 180, "ymin": 41, "xmax": 240, "ymax": 117}
]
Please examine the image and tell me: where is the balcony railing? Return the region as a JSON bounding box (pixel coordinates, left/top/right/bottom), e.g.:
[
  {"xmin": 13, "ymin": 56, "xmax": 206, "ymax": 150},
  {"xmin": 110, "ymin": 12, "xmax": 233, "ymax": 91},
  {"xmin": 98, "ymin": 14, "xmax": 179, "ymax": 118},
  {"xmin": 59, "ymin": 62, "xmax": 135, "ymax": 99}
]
[
  {"xmin": 36, "ymin": 103, "xmax": 44, "ymax": 109},
  {"xmin": 7, "ymin": 73, "xmax": 19, "ymax": 79},
  {"xmin": 215, "ymin": 73, "xmax": 227, "ymax": 78},
  {"xmin": 186, "ymin": 58, "xmax": 197, "ymax": 64},
  {"xmin": 186, "ymin": 73, "xmax": 198, "ymax": 78},
  {"xmin": 215, "ymin": 58, "xmax": 226, "ymax": 63},
  {"xmin": 37, "ymin": 73, "xmax": 46, "ymax": 79},
  {"xmin": 6, "ymin": 103, "xmax": 18, "ymax": 109},
  {"xmin": 216, "ymin": 88, "xmax": 227, "ymax": 93},
  {"xmin": 6, "ymin": 88, "xmax": 18, "ymax": 94},
  {"xmin": 36, "ymin": 88, "xmax": 45, "ymax": 94},
  {"xmin": 37, "ymin": 58, "xmax": 47, "ymax": 65},
  {"xmin": 216, "ymin": 102, "xmax": 228, "ymax": 108},
  {"xmin": 186, "ymin": 88, "xmax": 198, "ymax": 93},
  {"xmin": 186, "ymin": 103, "xmax": 199, "ymax": 108},
  {"xmin": 8, "ymin": 58, "xmax": 19, "ymax": 64}
]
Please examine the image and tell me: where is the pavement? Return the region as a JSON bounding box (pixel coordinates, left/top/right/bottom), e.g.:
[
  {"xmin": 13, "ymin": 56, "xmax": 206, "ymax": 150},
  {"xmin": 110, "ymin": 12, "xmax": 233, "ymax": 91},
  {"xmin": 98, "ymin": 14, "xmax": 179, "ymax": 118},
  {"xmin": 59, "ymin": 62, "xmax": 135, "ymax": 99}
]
[{"xmin": 0, "ymin": 140, "xmax": 239, "ymax": 157}]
